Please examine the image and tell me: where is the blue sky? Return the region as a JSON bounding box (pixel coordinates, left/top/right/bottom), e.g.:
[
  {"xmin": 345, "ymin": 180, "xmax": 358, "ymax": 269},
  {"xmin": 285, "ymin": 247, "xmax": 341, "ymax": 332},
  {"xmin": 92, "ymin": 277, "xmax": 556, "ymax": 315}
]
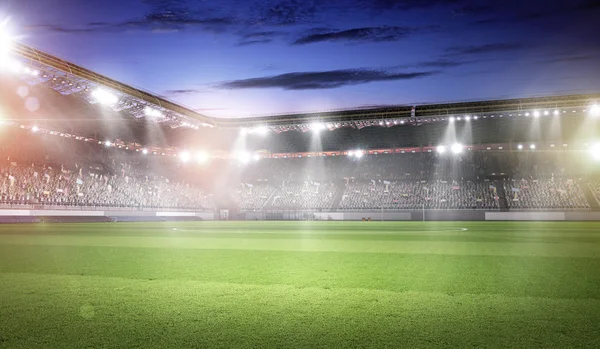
[{"xmin": 3, "ymin": 0, "xmax": 600, "ymax": 118}]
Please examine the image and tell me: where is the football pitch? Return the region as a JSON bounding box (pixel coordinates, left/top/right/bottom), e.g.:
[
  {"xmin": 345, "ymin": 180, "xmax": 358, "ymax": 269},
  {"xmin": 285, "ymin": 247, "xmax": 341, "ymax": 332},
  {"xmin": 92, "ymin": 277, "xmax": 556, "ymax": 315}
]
[{"xmin": 1, "ymin": 221, "xmax": 600, "ymax": 348}]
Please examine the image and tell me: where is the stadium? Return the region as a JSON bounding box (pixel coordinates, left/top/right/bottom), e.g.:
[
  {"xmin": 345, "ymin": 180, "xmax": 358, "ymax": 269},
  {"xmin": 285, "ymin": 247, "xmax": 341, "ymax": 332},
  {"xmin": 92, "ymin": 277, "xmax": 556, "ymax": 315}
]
[{"xmin": 2, "ymin": 31, "xmax": 600, "ymax": 347}]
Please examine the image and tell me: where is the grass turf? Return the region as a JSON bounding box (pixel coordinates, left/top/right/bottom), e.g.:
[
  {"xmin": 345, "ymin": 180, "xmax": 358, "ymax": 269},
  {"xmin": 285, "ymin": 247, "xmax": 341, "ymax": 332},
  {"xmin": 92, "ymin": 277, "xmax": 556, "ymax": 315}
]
[{"xmin": 1, "ymin": 221, "xmax": 600, "ymax": 348}]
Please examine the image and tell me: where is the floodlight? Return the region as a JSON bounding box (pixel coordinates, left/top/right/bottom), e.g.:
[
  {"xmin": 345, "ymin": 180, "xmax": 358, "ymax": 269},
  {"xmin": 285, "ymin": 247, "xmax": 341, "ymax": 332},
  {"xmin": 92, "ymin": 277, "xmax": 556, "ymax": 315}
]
[
  {"xmin": 451, "ymin": 143, "xmax": 463, "ymax": 154},
  {"xmin": 400, "ymin": 120, "xmax": 405, "ymax": 124},
  {"xmin": 0, "ymin": 30, "xmax": 13, "ymax": 56},
  {"xmin": 240, "ymin": 127, "xmax": 248, "ymax": 135},
  {"xmin": 311, "ymin": 122, "xmax": 325, "ymax": 132},
  {"xmin": 252, "ymin": 126, "xmax": 268, "ymax": 136},
  {"xmin": 530, "ymin": 144, "xmax": 536, "ymax": 149},
  {"xmin": 355, "ymin": 150, "xmax": 364, "ymax": 158},
  {"xmin": 533, "ymin": 110, "xmax": 540, "ymax": 117},
  {"xmin": 144, "ymin": 106, "xmax": 162, "ymax": 118},
  {"xmin": 253, "ymin": 154, "xmax": 260, "ymax": 161},
  {"xmin": 347, "ymin": 150, "xmax": 354, "ymax": 157},
  {"xmin": 196, "ymin": 151, "xmax": 209, "ymax": 163},
  {"xmin": 238, "ymin": 151, "xmax": 251, "ymax": 164},
  {"xmin": 543, "ymin": 110, "xmax": 549, "ymax": 116},
  {"xmin": 590, "ymin": 104, "xmax": 600, "ymax": 117},
  {"xmin": 473, "ymin": 116, "xmax": 479, "ymax": 120},
  {"xmin": 465, "ymin": 115, "xmax": 471, "ymax": 121},
  {"xmin": 517, "ymin": 144, "xmax": 523, "ymax": 150},
  {"xmin": 142, "ymin": 149, "xmax": 148, "ymax": 155},
  {"xmin": 104, "ymin": 140, "xmax": 112, "ymax": 147},
  {"xmin": 180, "ymin": 151, "xmax": 190, "ymax": 163},
  {"xmin": 457, "ymin": 117, "xmax": 462, "ymax": 121},
  {"xmin": 590, "ymin": 143, "xmax": 600, "ymax": 160},
  {"xmin": 449, "ymin": 117, "xmax": 455, "ymax": 122},
  {"xmin": 525, "ymin": 112, "xmax": 530, "ymax": 116},
  {"xmin": 553, "ymin": 110, "xmax": 560, "ymax": 116},
  {"xmin": 92, "ymin": 88, "xmax": 118, "ymax": 105},
  {"xmin": 437, "ymin": 145, "xmax": 446, "ymax": 154},
  {"xmin": 31, "ymin": 125, "xmax": 39, "ymax": 132}
]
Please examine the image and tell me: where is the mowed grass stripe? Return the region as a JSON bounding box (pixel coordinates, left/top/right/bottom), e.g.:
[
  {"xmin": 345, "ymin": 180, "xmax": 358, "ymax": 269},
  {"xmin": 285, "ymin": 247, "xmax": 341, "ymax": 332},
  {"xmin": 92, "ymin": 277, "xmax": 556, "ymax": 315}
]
[
  {"xmin": 1, "ymin": 273, "xmax": 599, "ymax": 349},
  {"xmin": 2, "ymin": 246, "xmax": 600, "ymax": 299},
  {"xmin": 2, "ymin": 234, "xmax": 600, "ymax": 257},
  {"xmin": 2, "ymin": 221, "xmax": 600, "ymax": 235}
]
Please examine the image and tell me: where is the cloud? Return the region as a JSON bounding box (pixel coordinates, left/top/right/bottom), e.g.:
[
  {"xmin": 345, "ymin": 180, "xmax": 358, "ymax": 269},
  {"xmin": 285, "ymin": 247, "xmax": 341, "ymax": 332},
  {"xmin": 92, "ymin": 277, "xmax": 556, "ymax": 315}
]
[
  {"xmin": 414, "ymin": 59, "xmax": 468, "ymax": 68},
  {"xmin": 164, "ymin": 89, "xmax": 202, "ymax": 96},
  {"xmin": 359, "ymin": 0, "xmax": 464, "ymax": 12},
  {"xmin": 254, "ymin": 0, "xmax": 320, "ymax": 25},
  {"xmin": 445, "ymin": 43, "xmax": 526, "ymax": 55},
  {"xmin": 218, "ymin": 68, "xmax": 438, "ymax": 90},
  {"xmin": 236, "ymin": 30, "xmax": 286, "ymax": 46},
  {"xmin": 537, "ymin": 55, "xmax": 598, "ymax": 64},
  {"xmin": 293, "ymin": 26, "xmax": 412, "ymax": 45}
]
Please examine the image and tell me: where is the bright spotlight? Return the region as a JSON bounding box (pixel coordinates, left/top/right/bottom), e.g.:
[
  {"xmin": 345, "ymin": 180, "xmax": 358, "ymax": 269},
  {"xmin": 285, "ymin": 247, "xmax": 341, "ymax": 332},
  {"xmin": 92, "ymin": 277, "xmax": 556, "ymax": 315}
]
[
  {"xmin": 543, "ymin": 110, "xmax": 549, "ymax": 116},
  {"xmin": 590, "ymin": 104, "xmax": 600, "ymax": 117},
  {"xmin": 553, "ymin": 110, "xmax": 560, "ymax": 116},
  {"xmin": 252, "ymin": 126, "xmax": 268, "ymax": 136},
  {"xmin": 142, "ymin": 148, "xmax": 148, "ymax": 155},
  {"xmin": 311, "ymin": 122, "xmax": 325, "ymax": 132},
  {"xmin": 457, "ymin": 117, "xmax": 462, "ymax": 121},
  {"xmin": 347, "ymin": 150, "xmax": 355, "ymax": 157},
  {"xmin": 465, "ymin": 115, "xmax": 471, "ymax": 121},
  {"xmin": 473, "ymin": 116, "xmax": 479, "ymax": 120},
  {"xmin": 180, "ymin": 151, "xmax": 191, "ymax": 163},
  {"xmin": 92, "ymin": 89, "xmax": 118, "ymax": 105},
  {"xmin": 238, "ymin": 151, "xmax": 251, "ymax": 164},
  {"xmin": 196, "ymin": 151, "xmax": 209, "ymax": 163},
  {"xmin": 240, "ymin": 127, "xmax": 248, "ymax": 136},
  {"xmin": 0, "ymin": 30, "xmax": 13, "ymax": 56},
  {"xmin": 354, "ymin": 150, "xmax": 364, "ymax": 158},
  {"xmin": 31, "ymin": 125, "xmax": 39, "ymax": 133},
  {"xmin": 437, "ymin": 145, "xmax": 446, "ymax": 154},
  {"xmin": 533, "ymin": 110, "xmax": 540, "ymax": 117},
  {"xmin": 530, "ymin": 144, "xmax": 536, "ymax": 150},
  {"xmin": 144, "ymin": 106, "xmax": 162, "ymax": 118},
  {"xmin": 517, "ymin": 144, "xmax": 523, "ymax": 150},
  {"xmin": 104, "ymin": 140, "xmax": 112, "ymax": 147},
  {"xmin": 449, "ymin": 117, "xmax": 455, "ymax": 122},
  {"xmin": 253, "ymin": 154, "xmax": 260, "ymax": 161},
  {"xmin": 451, "ymin": 143, "xmax": 463, "ymax": 154},
  {"xmin": 525, "ymin": 112, "xmax": 530, "ymax": 116},
  {"xmin": 590, "ymin": 143, "xmax": 600, "ymax": 160}
]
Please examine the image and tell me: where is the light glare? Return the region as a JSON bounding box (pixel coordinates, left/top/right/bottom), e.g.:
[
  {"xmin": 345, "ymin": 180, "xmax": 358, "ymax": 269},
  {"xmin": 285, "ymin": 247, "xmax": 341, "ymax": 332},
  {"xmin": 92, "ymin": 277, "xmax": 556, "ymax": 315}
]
[
  {"xmin": 92, "ymin": 89, "xmax": 118, "ymax": 105},
  {"xmin": 451, "ymin": 143, "xmax": 463, "ymax": 154}
]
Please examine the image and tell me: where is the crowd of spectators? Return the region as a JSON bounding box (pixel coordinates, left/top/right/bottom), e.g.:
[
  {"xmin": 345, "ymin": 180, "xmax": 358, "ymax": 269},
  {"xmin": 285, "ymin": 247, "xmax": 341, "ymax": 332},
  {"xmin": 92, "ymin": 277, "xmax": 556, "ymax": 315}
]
[
  {"xmin": 340, "ymin": 180, "xmax": 497, "ymax": 210},
  {"xmin": 503, "ymin": 178, "xmax": 589, "ymax": 210},
  {"xmin": 0, "ymin": 132, "xmax": 598, "ymax": 212},
  {"xmin": 270, "ymin": 182, "xmax": 337, "ymax": 210}
]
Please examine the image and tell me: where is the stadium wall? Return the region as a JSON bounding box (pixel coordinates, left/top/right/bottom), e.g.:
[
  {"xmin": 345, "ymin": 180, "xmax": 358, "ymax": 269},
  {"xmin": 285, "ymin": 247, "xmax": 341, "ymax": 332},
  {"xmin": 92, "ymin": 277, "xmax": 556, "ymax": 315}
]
[{"xmin": 0, "ymin": 209, "xmax": 599, "ymax": 222}]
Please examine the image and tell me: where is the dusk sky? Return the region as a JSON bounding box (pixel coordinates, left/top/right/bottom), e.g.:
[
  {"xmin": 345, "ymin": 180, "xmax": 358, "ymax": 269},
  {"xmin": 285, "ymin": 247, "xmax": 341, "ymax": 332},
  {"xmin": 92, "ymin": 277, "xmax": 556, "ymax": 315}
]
[{"xmin": 3, "ymin": 0, "xmax": 600, "ymax": 118}]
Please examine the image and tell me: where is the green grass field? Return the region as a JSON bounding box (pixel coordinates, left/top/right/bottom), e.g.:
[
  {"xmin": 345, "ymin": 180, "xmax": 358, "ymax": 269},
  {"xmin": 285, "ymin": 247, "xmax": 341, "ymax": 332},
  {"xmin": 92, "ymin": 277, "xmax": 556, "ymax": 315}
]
[{"xmin": 1, "ymin": 221, "xmax": 600, "ymax": 348}]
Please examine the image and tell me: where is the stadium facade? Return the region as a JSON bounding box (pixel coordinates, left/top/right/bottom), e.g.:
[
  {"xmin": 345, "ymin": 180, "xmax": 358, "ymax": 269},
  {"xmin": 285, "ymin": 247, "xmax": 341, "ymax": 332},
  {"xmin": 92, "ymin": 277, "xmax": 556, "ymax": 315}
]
[{"xmin": 1, "ymin": 41, "xmax": 600, "ymax": 222}]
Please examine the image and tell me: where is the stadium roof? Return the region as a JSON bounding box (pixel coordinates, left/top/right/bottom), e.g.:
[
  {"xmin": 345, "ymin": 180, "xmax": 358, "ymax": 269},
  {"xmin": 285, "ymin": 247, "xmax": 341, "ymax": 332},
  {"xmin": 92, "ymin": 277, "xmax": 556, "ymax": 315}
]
[
  {"xmin": 7, "ymin": 41, "xmax": 600, "ymax": 132},
  {"xmin": 10, "ymin": 41, "xmax": 217, "ymax": 128}
]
